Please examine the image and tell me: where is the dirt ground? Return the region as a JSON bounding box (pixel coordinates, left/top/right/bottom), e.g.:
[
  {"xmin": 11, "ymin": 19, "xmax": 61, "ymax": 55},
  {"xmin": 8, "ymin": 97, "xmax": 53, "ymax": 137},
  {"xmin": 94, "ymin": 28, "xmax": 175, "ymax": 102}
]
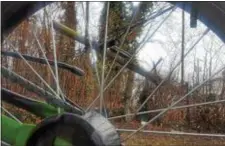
[{"xmin": 121, "ymin": 133, "xmax": 225, "ymax": 146}]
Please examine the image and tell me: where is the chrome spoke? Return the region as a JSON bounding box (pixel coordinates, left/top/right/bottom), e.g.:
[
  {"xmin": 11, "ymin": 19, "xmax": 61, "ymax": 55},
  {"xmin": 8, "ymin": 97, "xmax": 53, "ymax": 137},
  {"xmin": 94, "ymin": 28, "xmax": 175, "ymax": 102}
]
[
  {"xmin": 117, "ymin": 128, "xmax": 225, "ymax": 137},
  {"xmin": 1, "ymin": 106, "xmax": 22, "ymax": 124},
  {"xmin": 104, "ymin": 5, "xmax": 176, "ymax": 83},
  {"xmin": 2, "ymin": 2, "xmax": 225, "ymax": 145},
  {"xmin": 122, "ymin": 66, "xmax": 225, "ymax": 142},
  {"xmin": 109, "ymin": 99, "xmax": 225, "ymax": 120},
  {"xmin": 104, "ymin": 4, "xmax": 140, "ymax": 83},
  {"xmin": 86, "ymin": 7, "xmax": 176, "ymax": 111},
  {"xmin": 1, "ymin": 141, "xmax": 11, "ymax": 146},
  {"xmin": 33, "ymin": 31, "xmax": 67, "ymax": 101},
  {"xmin": 81, "ymin": 2, "xmax": 102, "ymax": 89},
  {"xmin": 51, "ymin": 20, "xmax": 63, "ymax": 101},
  {"xmin": 6, "ymin": 40, "xmax": 62, "ymax": 100},
  {"xmin": 137, "ymin": 28, "xmax": 210, "ymax": 112},
  {"xmin": 100, "ymin": 2, "xmax": 110, "ymax": 114},
  {"xmin": 82, "ymin": 2, "xmax": 105, "ymax": 111},
  {"xmin": 1, "ymin": 66, "xmax": 84, "ymax": 114}
]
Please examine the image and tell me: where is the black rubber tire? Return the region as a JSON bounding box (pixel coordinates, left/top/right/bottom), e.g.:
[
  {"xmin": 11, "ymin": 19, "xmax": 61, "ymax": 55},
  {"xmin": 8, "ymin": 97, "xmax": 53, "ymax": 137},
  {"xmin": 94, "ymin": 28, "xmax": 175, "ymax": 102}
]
[{"xmin": 26, "ymin": 113, "xmax": 104, "ymax": 146}]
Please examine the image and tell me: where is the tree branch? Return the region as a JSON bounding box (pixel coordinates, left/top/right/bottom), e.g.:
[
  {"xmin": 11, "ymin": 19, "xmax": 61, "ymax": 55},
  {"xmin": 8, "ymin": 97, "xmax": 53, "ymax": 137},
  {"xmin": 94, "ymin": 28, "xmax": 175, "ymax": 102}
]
[{"xmin": 2, "ymin": 51, "xmax": 84, "ymax": 76}]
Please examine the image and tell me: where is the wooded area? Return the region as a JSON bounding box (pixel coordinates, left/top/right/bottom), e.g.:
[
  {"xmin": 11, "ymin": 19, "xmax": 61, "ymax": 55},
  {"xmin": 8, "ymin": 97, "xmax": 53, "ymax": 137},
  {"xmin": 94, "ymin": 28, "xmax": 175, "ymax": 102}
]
[{"xmin": 1, "ymin": 1, "xmax": 225, "ymax": 145}]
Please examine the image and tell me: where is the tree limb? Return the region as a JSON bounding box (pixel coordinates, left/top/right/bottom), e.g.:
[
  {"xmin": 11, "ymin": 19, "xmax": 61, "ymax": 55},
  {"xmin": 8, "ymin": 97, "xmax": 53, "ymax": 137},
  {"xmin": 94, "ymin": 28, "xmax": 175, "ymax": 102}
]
[
  {"xmin": 1, "ymin": 51, "xmax": 84, "ymax": 76},
  {"xmin": 1, "ymin": 66, "xmax": 84, "ymax": 115}
]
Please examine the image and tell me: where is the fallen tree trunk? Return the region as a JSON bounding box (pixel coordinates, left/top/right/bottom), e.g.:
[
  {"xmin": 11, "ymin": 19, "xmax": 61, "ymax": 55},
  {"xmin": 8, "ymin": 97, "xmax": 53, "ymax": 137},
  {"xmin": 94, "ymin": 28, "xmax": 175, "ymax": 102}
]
[{"xmin": 53, "ymin": 21, "xmax": 162, "ymax": 85}]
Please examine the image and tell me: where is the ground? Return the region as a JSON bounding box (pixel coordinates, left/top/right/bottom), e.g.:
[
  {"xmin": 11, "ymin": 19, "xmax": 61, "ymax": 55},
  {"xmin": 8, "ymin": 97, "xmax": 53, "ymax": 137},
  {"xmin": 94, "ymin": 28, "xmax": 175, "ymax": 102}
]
[
  {"xmin": 121, "ymin": 134, "xmax": 225, "ymax": 146},
  {"xmin": 114, "ymin": 121, "xmax": 225, "ymax": 146}
]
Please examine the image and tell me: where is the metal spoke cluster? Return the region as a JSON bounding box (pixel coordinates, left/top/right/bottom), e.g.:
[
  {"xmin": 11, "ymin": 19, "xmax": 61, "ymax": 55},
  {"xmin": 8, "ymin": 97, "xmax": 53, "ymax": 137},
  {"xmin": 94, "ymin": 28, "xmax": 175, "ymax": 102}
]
[{"xmin": 1, "ymin": 2, "xmax": 225, "ymax": 145}]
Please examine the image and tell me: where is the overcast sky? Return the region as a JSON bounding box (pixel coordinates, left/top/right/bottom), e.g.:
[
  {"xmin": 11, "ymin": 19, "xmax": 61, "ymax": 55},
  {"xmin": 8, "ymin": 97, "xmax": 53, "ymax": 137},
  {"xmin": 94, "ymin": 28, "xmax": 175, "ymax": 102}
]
[
  {"xmin": 75, "ymin": 2, "xmax": 225, "ymax": 83},
  {"xmin": 36, "ymin": 2, "xmax": 225, "ymax": 83},
  {"xmin": 137, "ymin": 4, "xmax": 224, "ymax": 82}
]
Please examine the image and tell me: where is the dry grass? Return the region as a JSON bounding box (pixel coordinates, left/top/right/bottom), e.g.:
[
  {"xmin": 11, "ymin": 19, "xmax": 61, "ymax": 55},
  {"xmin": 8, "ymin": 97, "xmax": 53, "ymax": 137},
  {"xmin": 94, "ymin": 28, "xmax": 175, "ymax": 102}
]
[
  {"xmin": 121, "ymin": 133, "xmax": 225, "ymax": 146},
  {"xmin": 113, "ymin": 121, "xmax": 225, "ymax": 146}
]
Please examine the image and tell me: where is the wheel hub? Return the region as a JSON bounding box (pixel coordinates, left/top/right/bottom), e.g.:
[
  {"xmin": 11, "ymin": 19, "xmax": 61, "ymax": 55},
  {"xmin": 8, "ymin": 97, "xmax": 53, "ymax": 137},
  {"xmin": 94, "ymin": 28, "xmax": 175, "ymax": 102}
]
[{"xmin": 26, "ymin": 111, "xmax": 121, "ymax": 146}]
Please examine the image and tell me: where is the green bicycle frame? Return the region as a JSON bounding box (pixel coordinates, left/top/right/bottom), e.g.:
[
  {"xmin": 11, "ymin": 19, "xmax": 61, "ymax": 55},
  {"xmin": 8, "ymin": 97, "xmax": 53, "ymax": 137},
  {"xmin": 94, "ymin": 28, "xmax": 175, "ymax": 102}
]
[
  {"xmin": 2, "ymin": 115, "xmax": 72, "ymax": 146},
  {"xmin": 1, "ymin": 90, "xmax": 72, "ymax": 146},
  {"xmin": 1, "ymin": 22, "xmax": 88, "ymax": 146}
]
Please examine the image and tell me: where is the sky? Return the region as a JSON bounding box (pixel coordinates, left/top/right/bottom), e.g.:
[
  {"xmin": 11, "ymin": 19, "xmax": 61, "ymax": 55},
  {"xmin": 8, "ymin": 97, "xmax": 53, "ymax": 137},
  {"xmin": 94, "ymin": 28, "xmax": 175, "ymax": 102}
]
[
  {"xmin": 135, "ymin": 3, "xmax": 225, "ymax": 82},
  {"xmin": 34, "ymin": 2, "xmax": 225, "ymax": 84},
  {"xmin": 75, "ymin": 1, "xmax": 225, "ymax": 83}
]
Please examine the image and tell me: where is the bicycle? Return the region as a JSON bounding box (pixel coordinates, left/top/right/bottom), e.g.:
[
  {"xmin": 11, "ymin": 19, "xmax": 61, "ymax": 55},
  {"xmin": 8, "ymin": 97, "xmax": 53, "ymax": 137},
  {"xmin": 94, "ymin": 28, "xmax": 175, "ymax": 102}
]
[{"xmin": 1, "ymin": 2, "xmax": 225, "ymax": 146}]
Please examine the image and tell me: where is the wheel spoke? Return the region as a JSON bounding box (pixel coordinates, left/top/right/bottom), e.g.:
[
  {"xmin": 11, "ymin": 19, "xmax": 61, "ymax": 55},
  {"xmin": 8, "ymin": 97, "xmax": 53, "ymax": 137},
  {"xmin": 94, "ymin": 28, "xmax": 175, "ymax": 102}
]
[
  {"xmin": 105, "ymin": 4, "xmax": 176, "ymax": 84},
  {"xmin": 104, "ymin": 4, "xmax": 140, "ymax": 83},
  {"xmin": 81, "ymin": 2, "xmax": 105, "ymax": 111},
  {"xmin": 99, "ymin": 2, "xmax": 110, "ymax": 114},
  {"xmin": 1, "ymin": 141, "xmax": 11, "ymax": 146},
  {"xmin": 122, "ymin": 66, "xmax": 225, "ymax": 142},
  {"xmin": 6, "ymin": 40, "xmax": 62, "ymax": 100},
  {"xmin": 1, "ymin": 66, "xmax": 84, "ymax": 115},
  {"xmin": 180, "ymin": 3, "xmax": 185, "ymax": 85},
  {"xmin": 86, "ymin": 7, "xmax": 176, "ymax": 111},
  {"xmin": 1, "ymin": 106, "xmax": 22, "ymax": 124},
  {"xmin": 1, "ymin": 51, "xmax": 84, "ymax": 76},
  {"xmin": 116, "ymin": 4, "xmax": 175, "ymax": 41},
  {"xmin": 136, "ymin": 28, "xmax": 210, "ymax": 112},
  {"xmin": 81, "ymin": 2, "xmax": 102, "ymax": 89},
  {"xmin": 117, "ymin": 128, "xmax": 225, "ymax": 137},
  {"xmin": 33, "ymin": 31, "xmax": 75, "ymax": 101},
  {"xmin": 51, "ymin": 20, "xmax": 63, "ymax": 101},
  {"xmin": 34, "ymin": 30, "xmax": 84, "ymax": 109},
  {"xmin": 109, "ymin": 99, "xmax": 225, "ymax": 120},
  {"xmin": 2, "ymin": 2, "xmax": 225, "ymax": 145}
]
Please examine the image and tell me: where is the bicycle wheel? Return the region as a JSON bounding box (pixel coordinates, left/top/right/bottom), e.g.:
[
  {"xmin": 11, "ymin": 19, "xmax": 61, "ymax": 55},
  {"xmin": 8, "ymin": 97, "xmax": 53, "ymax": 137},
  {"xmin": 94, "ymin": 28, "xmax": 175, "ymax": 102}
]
[{"xmin": 1, "ymin": 2, "xmax": 225, "ymax": 146}]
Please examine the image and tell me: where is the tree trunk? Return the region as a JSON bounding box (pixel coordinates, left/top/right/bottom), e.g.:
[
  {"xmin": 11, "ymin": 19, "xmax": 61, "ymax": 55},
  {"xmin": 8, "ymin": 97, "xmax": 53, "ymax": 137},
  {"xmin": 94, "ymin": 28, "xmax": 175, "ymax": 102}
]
[
  {"xmin": 220, "ymin": 70, "xmax": 225, "ymax": 99},
  {"xmin": 123, "ymin": 70, "xmax": 134, "ymax": 121},
  {"xmin": 184, "ymin": 83, "xmax": 190, "ymax": 127}
]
